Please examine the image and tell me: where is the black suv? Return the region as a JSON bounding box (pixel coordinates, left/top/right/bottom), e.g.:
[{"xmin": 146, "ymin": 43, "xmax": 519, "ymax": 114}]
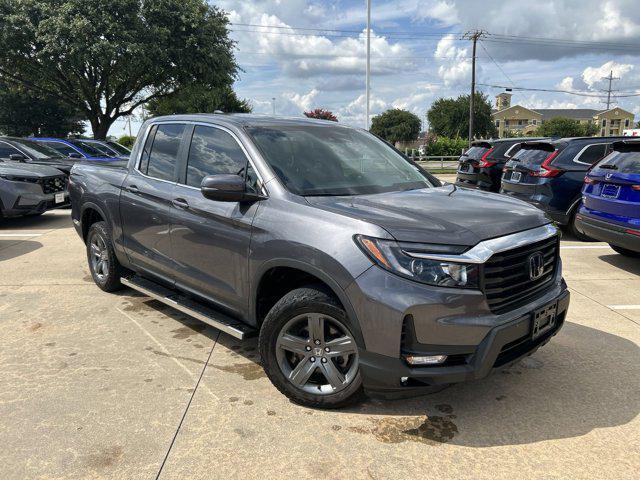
[
  {"xmin": 456, "ymin": 138, "xmax": 547, "ymax": 192},
  {"xmin": 501, "ymin": 137, "xmax": 625, "ymax": 239}
]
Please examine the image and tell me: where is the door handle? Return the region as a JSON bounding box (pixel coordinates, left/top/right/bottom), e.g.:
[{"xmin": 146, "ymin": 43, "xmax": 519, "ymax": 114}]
[
  {"xmin": 172, "ymin": 198, "xmax": 190, "ymax": 209},
  {"xmin": 126, "ymin": 184, "xmax": 139, "ymax": 193}
]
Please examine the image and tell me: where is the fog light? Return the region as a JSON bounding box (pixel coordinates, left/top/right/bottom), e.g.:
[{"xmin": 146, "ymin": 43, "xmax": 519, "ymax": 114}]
[{"xmin": 404, "ymin": 354, "xmax": 447, "ymax": 365}]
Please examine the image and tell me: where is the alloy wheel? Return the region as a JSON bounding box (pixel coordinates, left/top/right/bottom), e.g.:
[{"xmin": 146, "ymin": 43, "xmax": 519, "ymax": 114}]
[
  {"xmin": 275, "ymin": 313, "xmax": 359, "ymax": 395},
  {"xmin": 90, "ymin": 234, "xmax": 109, "ymax": 281}
]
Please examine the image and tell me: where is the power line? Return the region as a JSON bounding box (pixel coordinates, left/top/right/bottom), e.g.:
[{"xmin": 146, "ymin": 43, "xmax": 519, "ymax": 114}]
[
  {"xmin": 602, "ymin": 70, "xmax": 620, "ymax": 109},
  {"xmin": 479, "ymin": 40, "xmax": 515, "ymax": 87}
]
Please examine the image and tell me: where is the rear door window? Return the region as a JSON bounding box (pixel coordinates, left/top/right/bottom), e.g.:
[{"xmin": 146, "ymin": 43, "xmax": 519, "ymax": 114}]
[
  {"xmin": 184, "ymin": 126, "xmax": 248, "ymax": 187},
  {"xmin": 144, "ymin": 124, "xmax": 185, "ymax": 181},
  {"xmin": 597, "ymin": 151, "xmax": 640, "ymax": 173},
  {"xmin": 575, "ymin": 144, "xmax": 607, "ymax": 165}
]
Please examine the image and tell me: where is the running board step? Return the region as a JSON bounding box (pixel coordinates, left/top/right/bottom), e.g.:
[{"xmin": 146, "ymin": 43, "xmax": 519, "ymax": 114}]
[{"xmin": 121, "ymin": 275, "xmax": 256, "ymax": 340}]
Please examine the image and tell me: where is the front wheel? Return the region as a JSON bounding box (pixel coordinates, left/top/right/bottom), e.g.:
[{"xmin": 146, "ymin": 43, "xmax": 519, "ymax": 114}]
[
  {"xmin": 259, "ymin": 287, "xmax": 364, "ymax": 409},
  {"xmin": 86, "ymin": 221, "xmax": 125, "ymax": 292},
  {"xmin": 609, "ymin": 244, "xmax": 640, "ymax": 258}
]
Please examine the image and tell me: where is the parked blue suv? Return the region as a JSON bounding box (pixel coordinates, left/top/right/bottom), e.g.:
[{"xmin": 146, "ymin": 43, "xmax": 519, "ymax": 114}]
[
  {"xmin": 33, "ymin": 138, "xmax": 116, "ymax": 162},
  {"xmin": 576, "ymin": 140, "xmax": 640, "ymax": 257},
  {"xmin": 501, "ymin": 137, "xmax": 625, "ymax": 240}
]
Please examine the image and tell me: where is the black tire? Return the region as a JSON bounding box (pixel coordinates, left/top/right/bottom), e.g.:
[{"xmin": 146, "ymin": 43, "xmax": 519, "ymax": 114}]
[
  {"xmin": 609, "ymin": 244, "xmax": 640, "ymax": 258},
  {"xmin": 259, "ymin": 286, "xmax": 364, "ymax": 409},
  {"xmin": 86, "ymin": 221, "xmax": 125, "ymax": 292},
  {"xmin": 566, "ymin": 210, "xmax": 595, "ymax": 242}
]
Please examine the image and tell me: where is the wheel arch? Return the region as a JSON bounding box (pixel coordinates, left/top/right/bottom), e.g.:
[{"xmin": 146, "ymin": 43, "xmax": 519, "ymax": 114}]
[{"xmin": 251, "ymin": 259, "xmax": 366, "ymax": 349}]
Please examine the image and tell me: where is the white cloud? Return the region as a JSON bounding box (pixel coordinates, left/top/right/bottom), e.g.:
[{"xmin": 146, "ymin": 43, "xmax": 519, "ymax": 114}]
[
  {"xmin": 434, "ymin": 35, "xmax": 471, "ymax": 86},
  {"xmin": 582, "ymin": 61, "xmax": 635, "ymax": 89}
]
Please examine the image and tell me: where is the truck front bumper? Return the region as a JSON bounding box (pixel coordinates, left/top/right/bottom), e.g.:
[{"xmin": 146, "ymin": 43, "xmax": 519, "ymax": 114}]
[{"xmin": 359, "ymin": 290, "xmax": 569, "ymax": 396}]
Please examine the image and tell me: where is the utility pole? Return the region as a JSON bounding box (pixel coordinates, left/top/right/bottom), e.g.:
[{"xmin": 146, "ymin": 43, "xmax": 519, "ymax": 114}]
[
  {"xmin": 365, "ymin": 0, "xmax": 371, "ymax": 130},
  {"xmin": 272, "ymin": 97, "xmax": 276, "ymax": 116},
  {"xmin": 602, "ymin": 70, "xmax": 620, "ymax": 110},
  {"xmin": 462, "ymin": 30, "xmax": 486, "ymax": 145}
]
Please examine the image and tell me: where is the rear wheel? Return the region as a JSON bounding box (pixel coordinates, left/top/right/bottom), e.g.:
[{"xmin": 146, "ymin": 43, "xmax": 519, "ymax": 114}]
[
  {"xmin": 87, "ymin": 221, "xmax": 125, "ymax": 292},
  {"xmin": 609, "ymin": 244, "xmax": 640, "ymax": 258},
  {"xmin": 259, "ymin": 287, "xmax": 364, "ymax": 409},
  {"xmin": 567, "ymin": 210, "xmax": 594, "ymax": 242}
]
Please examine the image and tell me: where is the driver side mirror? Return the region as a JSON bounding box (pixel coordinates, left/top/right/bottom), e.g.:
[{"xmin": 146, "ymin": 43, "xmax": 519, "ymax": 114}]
[
  {"xmin": 201, "ymin": 174, "xmax": 266, "ymax": 202},
  {"xmin": 9, "ymin": 153, "xmax": 26, "ymax": 162}
]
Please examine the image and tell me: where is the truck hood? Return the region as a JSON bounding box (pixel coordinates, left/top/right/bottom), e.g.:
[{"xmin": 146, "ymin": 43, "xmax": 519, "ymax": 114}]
[
  {"xmin": 0, "ymin": 162, "xmax": 64, "ymax": 178},
  {"xmin": 305, "ymin": 185, "xmax": 550, "ymax": 246}
]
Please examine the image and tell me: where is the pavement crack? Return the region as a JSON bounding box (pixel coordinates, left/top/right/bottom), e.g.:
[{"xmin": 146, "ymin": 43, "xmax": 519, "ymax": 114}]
[{"xmin": 154, "ymin": 330, "xmax": 219, "ymax": 480}]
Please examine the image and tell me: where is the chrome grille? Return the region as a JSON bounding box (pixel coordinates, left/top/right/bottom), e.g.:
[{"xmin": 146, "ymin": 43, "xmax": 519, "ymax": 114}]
[{"xmin": 483, "ymin": 235, "xmax": 559, "ymax": 314}]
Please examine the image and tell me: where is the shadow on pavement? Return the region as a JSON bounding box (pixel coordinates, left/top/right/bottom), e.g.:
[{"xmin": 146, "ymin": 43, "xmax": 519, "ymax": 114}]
[
  {"xmin": 598, "ymin": 253, "xmax": 640, "ymax": 276},
  {"xmin": 0, "ymin": 211, "xmax": 71, "ymax": 230},
  {"xmin": 124, "ymin": 294, "xmax": 640, "ymax": 448},
  {"xmin": 0, "ymin": 240, "xmax": 42, "ymax": 261}
]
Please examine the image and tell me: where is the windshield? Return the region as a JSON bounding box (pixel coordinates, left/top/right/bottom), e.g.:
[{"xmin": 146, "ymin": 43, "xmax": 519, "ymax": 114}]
[
  {"xmin": 12, "ymin": 139, "xmax": 64, "ymax": 159},
  {"xmin": 596, "ymin": 151, "xmax": 640, "ymax": 173},
  {"xmin": 69, "ymin": 139, "xmax": 110, "ymax": 157},
  {"xmin": 107, "ymin": 141, "xmax": 131, "ymax": 155},
  {"xmin": 247, "ymin": 125, "xmax": 434, "ymax": 196},
  {"xmin": 461, "ymin": 146, "xmax": 489, "ymax": 160}
]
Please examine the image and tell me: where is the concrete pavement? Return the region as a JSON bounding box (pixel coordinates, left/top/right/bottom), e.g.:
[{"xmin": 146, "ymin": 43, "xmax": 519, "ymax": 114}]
[{"xmin": 0, "ymin": 208, "xmax": 638, "ymax": 480}]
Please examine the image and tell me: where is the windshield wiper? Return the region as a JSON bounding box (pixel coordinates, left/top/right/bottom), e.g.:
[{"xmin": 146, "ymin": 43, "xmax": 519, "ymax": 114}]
[{"xmin": 599, "ymin": 164, "xmax": 618, "ymax": 170}]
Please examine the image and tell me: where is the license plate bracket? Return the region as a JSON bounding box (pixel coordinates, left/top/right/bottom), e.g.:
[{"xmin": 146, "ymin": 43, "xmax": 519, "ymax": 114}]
[
  {"xmin": 511, "ymin": 171, "xmax": 522, "ymax": 183},
  {"xmin": 531, "ymin": 301, "xmax": 558, "ymax": 340},
  {"xmin": 601, "ymin": 183, "xmax": 620, "ymax": 199}
]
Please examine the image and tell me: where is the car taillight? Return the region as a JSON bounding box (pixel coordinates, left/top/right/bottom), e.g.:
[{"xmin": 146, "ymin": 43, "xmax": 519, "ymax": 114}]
[
  {"xmin": 584, "ymin": 177, "xmax": 598, "ymax": 185},
  {"xmin": 530, "ymin": 150, "xmax": 562, "ymax": 177},
  {"xmin": 632, "ymin": 185, "xmax": 640, "ymax": 191},
  {"xmin": 478, "ymin": 147, "xmax": 496, "ymax": 167},
  {"xmin": 626, "ymin": 228, "xmax": 640, "ymax": 237}
]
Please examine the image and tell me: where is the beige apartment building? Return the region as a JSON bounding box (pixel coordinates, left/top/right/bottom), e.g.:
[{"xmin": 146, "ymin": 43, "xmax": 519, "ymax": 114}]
[{"xmin": 491, "ymin": 93, "xmax": 635, "ymax": 138}]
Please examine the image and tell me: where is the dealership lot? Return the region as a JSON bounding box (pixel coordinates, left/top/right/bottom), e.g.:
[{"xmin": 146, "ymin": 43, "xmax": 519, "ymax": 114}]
[{"xmin": 1, "ymin": 202, "xmax": 639, "ymax": 479}]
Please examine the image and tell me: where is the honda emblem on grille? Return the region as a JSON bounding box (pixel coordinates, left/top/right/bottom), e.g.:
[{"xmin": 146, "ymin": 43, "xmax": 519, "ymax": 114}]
[{"xmin": 528, "ymin": 252, "xmax": 545, "ymax": 280}]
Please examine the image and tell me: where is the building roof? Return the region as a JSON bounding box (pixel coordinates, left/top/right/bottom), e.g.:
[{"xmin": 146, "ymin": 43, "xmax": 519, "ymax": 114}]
[{"xmin": 535, "ymin": 109, "xmax": 601, "ymax": 121}]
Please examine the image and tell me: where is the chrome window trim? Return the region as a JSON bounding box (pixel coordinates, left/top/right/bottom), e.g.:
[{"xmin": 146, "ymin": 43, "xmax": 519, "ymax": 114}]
[
  {"xmin": 403, "ymin": 223, "xmax": 559, "ymax": 264},
  {"xmin": 503, "ymin": 143, "xmax": 521, "ymax": 158}
]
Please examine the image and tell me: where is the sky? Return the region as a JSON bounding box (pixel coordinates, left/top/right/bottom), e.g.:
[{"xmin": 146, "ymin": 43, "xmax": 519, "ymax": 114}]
[{"xmin": 108, "ymin": 0, "xmax": 640, "ymax": 137}]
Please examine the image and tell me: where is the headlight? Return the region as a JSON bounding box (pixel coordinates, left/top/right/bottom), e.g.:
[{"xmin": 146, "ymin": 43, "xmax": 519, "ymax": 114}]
[{"xmin": 355, "ymin": 235, "xmax": 479, "ymax": 288}]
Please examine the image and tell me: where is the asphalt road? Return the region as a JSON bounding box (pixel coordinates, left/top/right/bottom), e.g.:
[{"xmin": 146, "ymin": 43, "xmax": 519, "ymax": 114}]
[{"xmin": 1, "ymin": 199, "xmax": 639, "ymax": 479}]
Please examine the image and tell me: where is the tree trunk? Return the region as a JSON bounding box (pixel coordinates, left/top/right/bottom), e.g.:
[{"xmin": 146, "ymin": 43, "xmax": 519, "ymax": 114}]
[{"xmin": 88, "ymin": 114, "xmax": 114, "ymax": 140}]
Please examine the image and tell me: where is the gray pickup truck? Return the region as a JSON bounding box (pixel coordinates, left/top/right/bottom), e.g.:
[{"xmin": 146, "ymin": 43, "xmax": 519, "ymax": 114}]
[{"xmin": 69, "ymin": 114, "xmax": 569, "ymax": 408}]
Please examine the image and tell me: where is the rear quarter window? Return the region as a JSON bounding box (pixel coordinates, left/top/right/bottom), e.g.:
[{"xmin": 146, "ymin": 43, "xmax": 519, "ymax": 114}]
[{"xmin": 462, "ymin": 146, "xmax": 489, "ymax": 160}]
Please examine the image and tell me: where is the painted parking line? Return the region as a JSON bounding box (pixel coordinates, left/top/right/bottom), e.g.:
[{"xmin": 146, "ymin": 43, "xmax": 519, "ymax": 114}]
[
  {"xmin": 607, "ymin": 305, "xmax": 640, "ymax": 310},
  {"xmin": 0, "ymin": 233, "xmax": 44, "ymax": 237},
  {"xmin": 561, "ymin": 245, "xmax": 612, "ymax": 249}
]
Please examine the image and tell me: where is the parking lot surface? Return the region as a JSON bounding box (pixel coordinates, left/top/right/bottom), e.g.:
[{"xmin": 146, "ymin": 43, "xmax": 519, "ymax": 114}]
[{"xmin": 1, "ymin": 201, "xmax": 639, "ymax": 479}]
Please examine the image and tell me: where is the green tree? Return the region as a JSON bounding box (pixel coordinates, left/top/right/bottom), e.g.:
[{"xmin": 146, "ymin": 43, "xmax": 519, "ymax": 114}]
[
  {"xmin": 146, "ymin": 84, "xmax": 251, "ymax": 116},
  {"xmin": 0, "ymin": 0, "xmax": 238, "ymax": 139},
  {"xmin": 535, "ymin": 118, "xmax": 590, "ymax": 137},
  {"xmin": 116, "ymin": 135, "xmax": 136, "ymax": 149},
  {"xmin": 0, "ymin": 81, "xmax": 85, "ymax": 136},
  {"xmin": 370, "ymin": 109, "xmax": 421, "ymax": 144},
  {"xmin": 427, "ymin": 93, "xmax": 497, "ymax": 139},
  {"xmin": 304, "ymin": 108, "xmax": 338, "ymax": 121}
]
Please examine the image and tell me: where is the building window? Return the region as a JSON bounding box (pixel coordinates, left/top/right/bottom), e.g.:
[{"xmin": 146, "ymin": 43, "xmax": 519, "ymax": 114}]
[
  {"xmin": 532, "ymin": 119, "xmax": 537, "ymax": 125},
  {"xmin": 495, "ymin": 120, "xmax": 500, "ymax": 127},
  {"xmin": 601, "ymin": 129, "xmax": 605, "ymax": 136},
  {"xmin": 602, "ymin": 119, "xmax": 607, "ymax": 127},
  {"xmin": 625, "ymin": 119, "xmax": 630, "ymax": 127}
]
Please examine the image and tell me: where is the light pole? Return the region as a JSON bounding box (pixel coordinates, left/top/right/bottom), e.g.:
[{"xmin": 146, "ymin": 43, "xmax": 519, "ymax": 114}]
[
  {"xmin": 272, "ymin": 97, "xmax": 276, "ymax": 116},
  {"xmin": 365, "ymin": 0, "xmax": 371, "ymax": 130}
]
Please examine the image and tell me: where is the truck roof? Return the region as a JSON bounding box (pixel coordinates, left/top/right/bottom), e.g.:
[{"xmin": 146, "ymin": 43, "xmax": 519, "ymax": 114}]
[{"xmin": 147, "ymin": 113, "xmax": 350, "ymax": 129}]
